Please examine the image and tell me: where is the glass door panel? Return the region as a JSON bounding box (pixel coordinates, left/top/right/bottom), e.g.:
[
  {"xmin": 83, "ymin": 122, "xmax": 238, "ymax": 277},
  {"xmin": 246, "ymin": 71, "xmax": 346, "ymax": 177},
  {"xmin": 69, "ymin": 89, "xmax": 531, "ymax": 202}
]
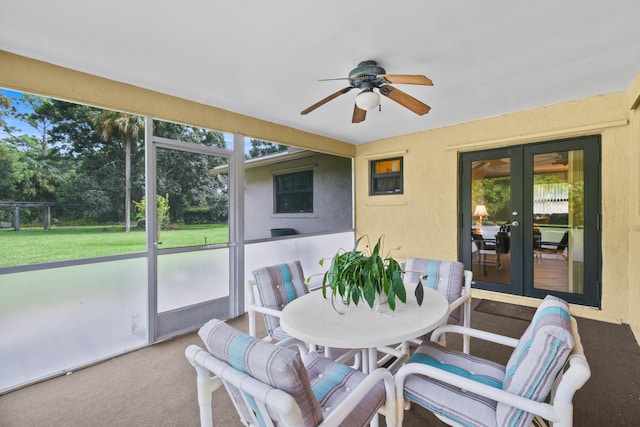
[
  {"xmin": 532, "ymin": 150, "xmax": 584, "ymax": 295},
  {"xmin": 470, "ymin": 157, "xmax": 512, "ymax": 286}
]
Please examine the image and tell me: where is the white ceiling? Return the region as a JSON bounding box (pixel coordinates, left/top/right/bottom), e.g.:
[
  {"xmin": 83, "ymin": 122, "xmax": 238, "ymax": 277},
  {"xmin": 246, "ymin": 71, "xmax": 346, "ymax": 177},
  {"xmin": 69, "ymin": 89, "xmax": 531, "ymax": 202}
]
[{"xmin": 2, "ymin": 1, "xmax": 639, "ymax": 145}]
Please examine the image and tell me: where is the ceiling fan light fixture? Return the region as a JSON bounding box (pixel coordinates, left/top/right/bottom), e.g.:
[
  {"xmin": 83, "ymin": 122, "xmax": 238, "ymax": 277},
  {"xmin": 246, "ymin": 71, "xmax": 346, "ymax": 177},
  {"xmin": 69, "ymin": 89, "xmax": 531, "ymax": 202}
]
[{"xmin": 355, "ymin": 90, "xmax": 380, "ymax": 111}]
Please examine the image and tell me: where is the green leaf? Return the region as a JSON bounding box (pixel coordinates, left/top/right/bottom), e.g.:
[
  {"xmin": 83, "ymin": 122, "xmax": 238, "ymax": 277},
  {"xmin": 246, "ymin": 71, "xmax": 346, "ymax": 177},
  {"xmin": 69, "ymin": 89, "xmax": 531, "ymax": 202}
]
[
  {"xmin": 387, "ymin": 286, "xmax": 396, "ymax": 311},
  {"xmin": 392, "ymin": 271, "xmax": 407, "ymax": 302},
  {"xmin": 415, "ymin": 281, "xmax": 424, "ymax": 306},
  {"xmin": 371, "ymin": 237, "xmax": 381, "ymax": 258},
  {"xmin": 351, "ymin": 285, "xmax": 360, "ymax": 305},
  {"xmin": 363, "ymin": 277, "xmax": 376, "ymax": 307}
]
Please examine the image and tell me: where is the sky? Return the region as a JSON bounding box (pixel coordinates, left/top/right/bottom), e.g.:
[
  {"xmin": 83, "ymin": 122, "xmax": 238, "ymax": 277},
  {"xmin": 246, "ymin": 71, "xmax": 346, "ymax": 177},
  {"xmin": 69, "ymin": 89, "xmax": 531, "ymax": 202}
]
[
  {"xmin": 1, "ymin": 88, "xmax": 255, "ymax": 153},
  {"xmin": 0, "ymin": 88, "xmax": 39, "ymax": 138}
]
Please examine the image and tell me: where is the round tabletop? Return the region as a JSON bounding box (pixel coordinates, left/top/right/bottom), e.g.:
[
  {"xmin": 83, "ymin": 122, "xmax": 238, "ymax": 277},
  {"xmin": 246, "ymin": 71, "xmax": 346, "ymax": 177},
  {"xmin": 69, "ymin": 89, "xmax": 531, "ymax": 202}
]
[{"xmin": 280, "ymin": 287, "xmax": 450, "ymax": 349}]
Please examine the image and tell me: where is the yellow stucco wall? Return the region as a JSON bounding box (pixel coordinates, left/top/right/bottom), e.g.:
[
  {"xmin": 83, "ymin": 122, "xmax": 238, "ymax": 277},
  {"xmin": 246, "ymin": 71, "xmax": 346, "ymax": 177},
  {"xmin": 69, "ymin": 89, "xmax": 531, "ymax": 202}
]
[
  {"xmin": 356, "ymin": 83, "xmax": 640, "ymax": 342},
  {"xmin": 626, "ymin": 74, "xmax": 640, "ymax": 342}
]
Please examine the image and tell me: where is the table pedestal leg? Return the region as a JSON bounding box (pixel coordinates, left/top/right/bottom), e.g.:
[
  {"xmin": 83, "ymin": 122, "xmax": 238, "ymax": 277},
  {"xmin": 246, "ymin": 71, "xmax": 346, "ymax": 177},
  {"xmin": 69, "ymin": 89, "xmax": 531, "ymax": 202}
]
[
  {"xmin": 368, "ymin": 347, "xmax": 378, "ymax": 374},
  {"xmin": 368, "ymin": 347, "xmax": 380, "ymax": 427}
]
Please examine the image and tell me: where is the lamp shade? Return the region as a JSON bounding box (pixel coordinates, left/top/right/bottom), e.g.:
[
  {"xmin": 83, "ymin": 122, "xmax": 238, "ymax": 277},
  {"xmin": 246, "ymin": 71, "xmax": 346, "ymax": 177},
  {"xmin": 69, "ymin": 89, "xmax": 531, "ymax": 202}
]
[
  {"xmin": 473, "ymin": 204, "xmax": 489, "ymax": 217},
  {"xmin": 355, "ymin": 90, "xmax": 380, "ymax": 111}
]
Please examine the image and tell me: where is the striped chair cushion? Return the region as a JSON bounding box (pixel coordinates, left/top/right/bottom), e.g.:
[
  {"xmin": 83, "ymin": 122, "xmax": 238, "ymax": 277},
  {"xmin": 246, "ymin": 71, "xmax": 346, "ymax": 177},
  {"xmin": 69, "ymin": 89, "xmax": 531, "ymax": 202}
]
[
  {"xmin": 403, "ymin": 258, "xmax": 465, "ymax": 323},
  {"xmin": 252, "ymin": 260, "xmax": 308, "ymax": 338},
  {"xmin": 199, "ymin": 319, "xmax": 323, "ymax": 427},
  {"xmin": 497, "ymin": 295, "xmax": 574, "ymax": 427},
  {"xmin": 404, "ymin": 342, "xmax": 506, "ymax": 427},
  {"xmin": 303, "ymin": 351, "xmax": 386, "ymax": 427}
]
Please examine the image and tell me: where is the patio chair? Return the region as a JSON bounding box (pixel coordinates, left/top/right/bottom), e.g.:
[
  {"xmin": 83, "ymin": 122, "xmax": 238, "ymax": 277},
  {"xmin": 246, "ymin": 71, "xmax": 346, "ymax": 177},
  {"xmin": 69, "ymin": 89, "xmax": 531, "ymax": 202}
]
[
  {"xmin": 403, "ymin": 258, "xmax": 472, "ymax": 349},
  {"xmin": 248, "ymin": 260, "xmax": 359, "ymax": 366},
  {"xmin": 186, "ymin": 318, "xmax": 397, "ymax": 427},
  {"xmin": 403, "ymin": 259, "xmax": 472, "ymax": 328},
  {"xmin": 248, "ymin": 260, "xmax": 308, "ymax": 341},
  {"xmin": 377, "ymin": 259, "xmax": 472, "ymax": 371},
  {"xmin": 395, "ymin": 295, "xmax": 591, "ymax": 427}
]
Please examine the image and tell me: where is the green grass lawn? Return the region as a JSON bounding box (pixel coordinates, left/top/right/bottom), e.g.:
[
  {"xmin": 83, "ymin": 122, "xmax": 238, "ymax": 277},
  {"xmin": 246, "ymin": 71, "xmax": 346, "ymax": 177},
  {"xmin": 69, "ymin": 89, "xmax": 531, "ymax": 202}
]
[{"xmin": 0, "ymin": 224, "xmax": 229, "ymax": 267}]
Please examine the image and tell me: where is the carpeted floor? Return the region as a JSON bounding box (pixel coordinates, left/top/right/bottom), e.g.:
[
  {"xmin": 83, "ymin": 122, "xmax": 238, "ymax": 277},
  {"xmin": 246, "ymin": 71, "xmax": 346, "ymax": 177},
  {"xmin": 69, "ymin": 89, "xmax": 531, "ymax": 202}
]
[{"xmin": 1, "ymin": 299, "xmax": 639, "ymax": 426}]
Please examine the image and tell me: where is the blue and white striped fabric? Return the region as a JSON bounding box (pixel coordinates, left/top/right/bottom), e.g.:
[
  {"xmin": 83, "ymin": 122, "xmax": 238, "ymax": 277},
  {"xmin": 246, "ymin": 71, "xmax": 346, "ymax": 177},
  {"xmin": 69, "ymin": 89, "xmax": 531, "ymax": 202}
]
[
  {"xmin": 403, "ymin": 258, "xmax": 465, "ymax": 323},
  {"xmin": 199, "ymin": 319, "xmax": 385, "ymax": 427},
  {"xmin": 303, "ymin": 352, "xmax": 386, "ymax": 427},
  {"xmin": 497, "ymin": 295, "xmax": 574, "ymax": 427},
  {"xmin": 401, "ymin": 295, "xmax": 573, "ymax": 427},
  {"xmin": 403, "ymin": 342, "xmax": 507, "ymax": 427},
  {"xmin": 199, "ymin": 318, "xmax": 323, "ymax": 426},
  {"xmin": 252, "ymin": 261, "xmax": 308, "ymax": 339}
]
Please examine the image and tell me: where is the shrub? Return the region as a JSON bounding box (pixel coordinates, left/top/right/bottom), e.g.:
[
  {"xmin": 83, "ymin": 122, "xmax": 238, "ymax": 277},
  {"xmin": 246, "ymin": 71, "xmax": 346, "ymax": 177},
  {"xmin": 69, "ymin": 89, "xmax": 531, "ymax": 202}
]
[{"xmin": 183, "ymin": 207, "xmax": 213, "ymax": 224}]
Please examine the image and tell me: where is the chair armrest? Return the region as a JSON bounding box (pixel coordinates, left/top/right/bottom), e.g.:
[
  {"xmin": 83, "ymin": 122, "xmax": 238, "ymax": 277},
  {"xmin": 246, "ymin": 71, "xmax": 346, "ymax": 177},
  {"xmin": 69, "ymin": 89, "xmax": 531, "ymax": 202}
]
[
  {"xmin": 395, "ymin": 362, "xmax": 561, "ymax": 423},
  {"xmin": 275, "ymin": 337, "xmax": 310, "ymax": 356},
  {"xmin": 187, "ymin": 344, "xmax": 307, "ymax": 426},
  {"xmin": 251, "ymin": 305, "xmax": 283, "ymax": 318},
  {"xmin": 448, "ymin": 293, "xmax": 471, "ymax": 311},
  {"xmin": 321, "ymin": 367, "xmax": 396, "ymax": 427},
  {"xmin": 554, "ymin": 317, "xmax": 591, "ymax": 402},
  {"xmin": 429, "ymin": 324, "xmax": 520, "ymax": 348}
]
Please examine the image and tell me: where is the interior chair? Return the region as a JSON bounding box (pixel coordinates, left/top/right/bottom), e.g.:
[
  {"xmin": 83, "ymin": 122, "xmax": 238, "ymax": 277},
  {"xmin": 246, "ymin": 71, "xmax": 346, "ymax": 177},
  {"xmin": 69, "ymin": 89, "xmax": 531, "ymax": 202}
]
[
  {"xmin": 376, "ymin": 259, "xmax": 473, "ymax": 371},
  {"xmin": 472, "ymin": 232, "xmax": 509, "ymax": 275},
  {"xmin": 186, "ymin": 318, "xmax": 397, "ymax": 427},
  {"xmin": 395, "ymin": 295, "xmax": 591, "ymax": 427},
  {"xmin": 535, "ymin": 231, "xmax": 570, "ymax": 264}
]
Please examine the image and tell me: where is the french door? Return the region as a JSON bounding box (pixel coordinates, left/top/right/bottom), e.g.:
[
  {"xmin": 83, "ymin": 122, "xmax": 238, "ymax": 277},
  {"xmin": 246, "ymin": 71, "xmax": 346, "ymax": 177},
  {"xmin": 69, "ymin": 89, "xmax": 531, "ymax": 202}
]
[{"xmin": 459, "ymin": 136, "xmax": 601, "ymax": 307}]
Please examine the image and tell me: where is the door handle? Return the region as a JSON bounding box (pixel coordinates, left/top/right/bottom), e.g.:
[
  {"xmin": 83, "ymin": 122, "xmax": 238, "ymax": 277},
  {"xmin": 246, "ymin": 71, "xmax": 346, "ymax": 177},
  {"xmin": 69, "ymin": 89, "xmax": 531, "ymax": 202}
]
[{"xmin": 511, "ymin": 220, "xmax": 519, "ymax": 227}]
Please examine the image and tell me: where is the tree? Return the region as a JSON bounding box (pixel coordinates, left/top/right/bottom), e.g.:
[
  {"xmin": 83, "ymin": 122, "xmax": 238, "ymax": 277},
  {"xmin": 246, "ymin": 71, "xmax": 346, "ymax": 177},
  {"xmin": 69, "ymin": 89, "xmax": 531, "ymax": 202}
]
[
  {"xmin": 246, "ymin": 139, "xmax": 287, "ymax": 159},
  {"xmin": 0, "ymin": 92, "xmax": 14, "ymax": 134},
  {"xmin": 0, "ymin": 143, "xmax": 20, "ymax": 199},
  {"xmin": 153, "ymin": 121, "xmax": 229, "ymax": 223},
  {"xmin": 88, "ymin": 110, "xmax": 144, "ymax": 232},
  {"xmin": 10, "ymin": 94, "xmax": 56, "ymax": 156},
  {"xmin": 133, "ymin": 194, "xmax": 170, "ymax": 231}
]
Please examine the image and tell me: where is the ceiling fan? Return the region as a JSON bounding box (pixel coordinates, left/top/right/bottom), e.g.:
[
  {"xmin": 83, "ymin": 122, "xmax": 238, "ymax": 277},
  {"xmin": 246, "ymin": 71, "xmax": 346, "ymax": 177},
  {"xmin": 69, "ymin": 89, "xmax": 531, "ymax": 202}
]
[{"xmin": 300, "ymin": 60, "xmax": 433, "ymax": 123}]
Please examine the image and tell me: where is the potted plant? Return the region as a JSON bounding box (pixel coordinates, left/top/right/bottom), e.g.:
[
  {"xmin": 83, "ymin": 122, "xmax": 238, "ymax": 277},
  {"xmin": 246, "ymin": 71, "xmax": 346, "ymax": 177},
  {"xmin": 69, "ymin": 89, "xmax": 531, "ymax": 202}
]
[{"xmin": 318, "ymin": 236, "xmax": 424, "ymax": 312}]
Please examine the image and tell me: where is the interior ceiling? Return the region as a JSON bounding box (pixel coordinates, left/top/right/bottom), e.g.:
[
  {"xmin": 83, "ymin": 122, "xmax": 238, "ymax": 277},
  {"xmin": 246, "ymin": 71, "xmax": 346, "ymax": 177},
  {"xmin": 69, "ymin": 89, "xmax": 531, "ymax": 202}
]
[{"xmin": 2, "ymin": 1, "xmax": 640, "ymax": 146}]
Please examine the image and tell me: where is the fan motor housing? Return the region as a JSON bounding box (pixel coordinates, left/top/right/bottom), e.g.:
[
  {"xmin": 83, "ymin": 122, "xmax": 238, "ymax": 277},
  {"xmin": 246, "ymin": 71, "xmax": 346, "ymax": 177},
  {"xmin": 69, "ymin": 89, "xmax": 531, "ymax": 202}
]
[{"xmin": 349, "ymin": 60, "xmax": 386, "ymax": 89}]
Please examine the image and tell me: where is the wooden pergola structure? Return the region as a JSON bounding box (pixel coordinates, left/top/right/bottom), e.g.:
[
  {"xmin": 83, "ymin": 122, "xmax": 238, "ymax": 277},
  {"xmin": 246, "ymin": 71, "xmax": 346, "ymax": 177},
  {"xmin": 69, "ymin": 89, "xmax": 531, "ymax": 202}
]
[{"xmin": 0, "ymin": 201, "xmax": 55, "ymax": 231}]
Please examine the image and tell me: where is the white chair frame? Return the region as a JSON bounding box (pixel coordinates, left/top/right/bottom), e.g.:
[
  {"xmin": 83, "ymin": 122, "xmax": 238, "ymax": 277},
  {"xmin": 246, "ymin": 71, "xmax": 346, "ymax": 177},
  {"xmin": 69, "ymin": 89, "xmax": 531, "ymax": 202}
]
[
  {"xmin": 247, "ymin": 278, "xmax": 275, "ymax": 339},
  {"xmin": 247, "ymin": 278, "xmax": 361, "ymax": 368},
  {"xmin": 377, "ymin": 269, "xmax": 473, "ymax": 372},
  {"xmin": 185, "ymin": 341, "xmax": 397, "ymax": 427},
  {"xmin": 394, "ymin": 316, "xmax": 591, "ymax": 427}
]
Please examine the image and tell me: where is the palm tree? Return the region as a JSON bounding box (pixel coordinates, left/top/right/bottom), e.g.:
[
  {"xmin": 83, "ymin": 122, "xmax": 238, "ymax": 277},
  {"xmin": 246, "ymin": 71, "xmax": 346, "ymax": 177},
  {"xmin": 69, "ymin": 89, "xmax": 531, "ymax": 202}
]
[{"xmin": 89, "ymin": 110, "xmax": 143, "ymax": 232}]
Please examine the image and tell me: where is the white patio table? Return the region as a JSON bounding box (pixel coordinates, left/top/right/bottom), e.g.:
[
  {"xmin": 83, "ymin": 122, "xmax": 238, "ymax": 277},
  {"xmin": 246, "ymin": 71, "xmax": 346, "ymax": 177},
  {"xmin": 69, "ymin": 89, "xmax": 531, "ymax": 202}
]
[
  {"xmin": 280, "ymin": 287, "xmax": 449, "ymax": 427},
  {"xmin": 280, "ymin": 286, "xmax": 449, "ymax": 373}
]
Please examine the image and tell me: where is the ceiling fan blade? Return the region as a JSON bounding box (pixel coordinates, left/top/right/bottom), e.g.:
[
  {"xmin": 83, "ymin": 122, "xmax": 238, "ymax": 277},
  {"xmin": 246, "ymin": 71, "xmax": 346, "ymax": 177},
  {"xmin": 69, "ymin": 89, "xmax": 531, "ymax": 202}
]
[
  {"xmin": 379, "ymin": 85, "xmax": 431, "ymax": 115},
  {"xmin": 378, "ymin": 74, "xmax": 433, "ymax": 86},
  {"xmin": 352, "ymin": 104, "xmax": 366, "ymax": 123},
  {"xmin": 301, "ymin": 87, "xmax": 354, "ymax": 115}
]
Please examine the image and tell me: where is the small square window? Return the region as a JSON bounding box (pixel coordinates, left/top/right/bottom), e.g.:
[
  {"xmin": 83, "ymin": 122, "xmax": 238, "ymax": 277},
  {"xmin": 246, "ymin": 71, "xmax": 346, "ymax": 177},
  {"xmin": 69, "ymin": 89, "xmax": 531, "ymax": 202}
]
[
  {"xmin": 274, "ymin": 170, "xmax": 313, "ymax": 213},
  {"xmin": 370, "ymin": 157, "xmax": 403, "ymax": 195}
]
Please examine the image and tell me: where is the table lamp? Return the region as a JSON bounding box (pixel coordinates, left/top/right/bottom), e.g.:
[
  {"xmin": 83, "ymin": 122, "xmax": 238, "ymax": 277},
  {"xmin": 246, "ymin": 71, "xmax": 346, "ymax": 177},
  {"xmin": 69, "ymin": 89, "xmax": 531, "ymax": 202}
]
[{"xmin": 473, "ymin": 204, "xmax": 489, "ymax": 234}]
